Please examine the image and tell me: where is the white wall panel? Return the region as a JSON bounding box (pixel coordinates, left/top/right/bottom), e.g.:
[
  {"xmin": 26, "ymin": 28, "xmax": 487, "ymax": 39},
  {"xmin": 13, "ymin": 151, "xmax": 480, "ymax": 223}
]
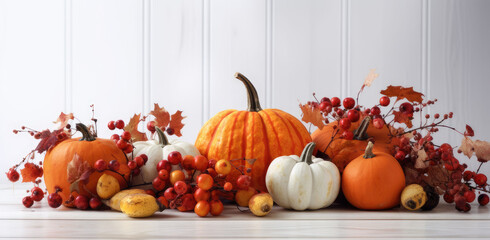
[
  {"xmin": 208, "ymin": 0, "xmax": 267, "ymax": 117},
  {"xmin": 429, "ymin": 0, "xmax": 490, "ymax": 173},
  {"xmin": 71, "ymin": 0, "xmax": 143, "ymax": 138},
  {"xmin": 150, "ymin": 0, "xmax": 203, "ymax": 143},
  {"xmin": 272, "ymin": 0, "xmax": 341, "ymax": 122},
  {"xmin": 349, "ymin": 0, "xmax": 423, "ymax": 108},
  {"xmin": 0, "ymin": 0, "xmax": 65, "ymax": 183}
]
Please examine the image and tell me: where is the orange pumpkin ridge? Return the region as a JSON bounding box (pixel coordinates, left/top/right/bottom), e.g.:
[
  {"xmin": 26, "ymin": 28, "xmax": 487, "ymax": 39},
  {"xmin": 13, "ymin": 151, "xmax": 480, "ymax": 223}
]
[
  {"xmin": 195, "ymin": 73, "xmax": 311, "ymax": 192},
  {"xmin": 43, "ymin": 123, "xmax": 130, "ymax": 206}
]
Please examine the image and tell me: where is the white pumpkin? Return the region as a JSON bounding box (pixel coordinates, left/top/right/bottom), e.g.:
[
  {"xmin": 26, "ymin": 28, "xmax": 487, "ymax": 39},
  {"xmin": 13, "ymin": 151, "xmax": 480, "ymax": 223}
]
[
  {"xmin": 265, "ymin": 142, "xmax": 340, "ymax": 210},
  {"xmin": 130, "ymin": 127, "xmax": 200, "ymax": 186}
]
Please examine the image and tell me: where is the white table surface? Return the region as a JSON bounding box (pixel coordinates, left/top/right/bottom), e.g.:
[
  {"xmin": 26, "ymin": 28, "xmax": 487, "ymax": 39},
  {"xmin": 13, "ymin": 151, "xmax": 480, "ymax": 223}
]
[{"xmin": 1, "ymin": 183, "xmax": 489, "ymax": 239}]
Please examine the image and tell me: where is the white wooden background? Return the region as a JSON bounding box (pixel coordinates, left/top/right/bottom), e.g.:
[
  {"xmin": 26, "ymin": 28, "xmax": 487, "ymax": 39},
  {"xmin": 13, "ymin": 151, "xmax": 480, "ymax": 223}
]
[{"xmin": 1, "ymin": 0, "xmax": 489, "ymax": 183}]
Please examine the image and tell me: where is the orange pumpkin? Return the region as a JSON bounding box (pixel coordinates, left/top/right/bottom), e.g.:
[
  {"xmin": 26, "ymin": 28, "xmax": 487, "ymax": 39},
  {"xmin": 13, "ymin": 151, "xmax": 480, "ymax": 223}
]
[
  {"xmin": 195, "ymin": 73, "xmax": 311, "ymax": 192},
  {"xmin": 342, "ymin": 141, "xmax": 405, "ymax": 210},
  {"xmin": 312, "ymin": 116, "xmax": 395, "ymax": 172},
  {"xmin": 44, "ymin": 123, "xmax": 130, "ymax": 205}
]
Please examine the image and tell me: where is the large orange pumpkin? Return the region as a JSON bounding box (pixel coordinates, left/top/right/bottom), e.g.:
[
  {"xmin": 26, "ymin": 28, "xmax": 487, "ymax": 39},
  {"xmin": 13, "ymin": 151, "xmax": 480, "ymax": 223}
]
[
  {"xmin": 342, "ymin": 141, "xmax": 406, "ymax": 210},
  {"xmin": 312, "ymin": 116, "xmax": 396, "ymax": 172},
  {"xmin": 44, "ymin": 123, "xmax": 130, "ymax": 205},
  {"xmin": 195, "ymin": 73, "xmax": 311, "ymax": 192}
]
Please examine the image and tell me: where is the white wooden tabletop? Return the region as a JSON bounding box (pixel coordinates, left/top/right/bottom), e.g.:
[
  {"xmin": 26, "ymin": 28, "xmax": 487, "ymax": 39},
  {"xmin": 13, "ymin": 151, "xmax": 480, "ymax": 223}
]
[{"xmin": 1, "ymin": 184, "xmax": 489, "ymax": 239}]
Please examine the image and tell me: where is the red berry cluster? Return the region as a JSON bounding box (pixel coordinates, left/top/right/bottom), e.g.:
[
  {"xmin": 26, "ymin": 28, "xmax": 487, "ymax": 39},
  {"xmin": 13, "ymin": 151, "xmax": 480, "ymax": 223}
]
[
  {"xmin": 108, "ymin": 120, "xmax": 134, "ymax": 153},
  {"xmin": 71, "ymin": 195, "xmax": 103, "ymax": 210},
  {"xmin": 126, "ymin": 154, "xmax": 148, "ymax": 177},
  {"xmin": 145, "ymin": 151, "xmax": 256, "ymax": 217}
]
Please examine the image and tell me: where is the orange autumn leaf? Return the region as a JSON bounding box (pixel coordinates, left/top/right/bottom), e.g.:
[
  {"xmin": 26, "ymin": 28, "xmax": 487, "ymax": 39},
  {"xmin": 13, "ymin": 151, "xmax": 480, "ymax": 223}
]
[
  {"xmin": 124, "ymin": 114, "xmax": 148, "ymax": 142},
  {"xmin": 393, "ymin": 110, "xmax": 413, "ymax": 128},
  {"xmin": 169, "ymin": 111, "xmax": 185, "ymax": 137},
  {"xmin": 20, "ymin": 162, "xmax": 43, "ymax": 183},
  {"xmin": 53, "ymin": 112, "xmax": 74, "ymax": 129},
  {"xmin": 299, "ymin": 103, "xmax": 325, "ymax": 130},
  {"xmin": 380, "ymin": 85, "xmax": 424, "ymax": 103},
  {"xmin": 149, "ymin": 103, "xmax": 170, "ymax": 130}
]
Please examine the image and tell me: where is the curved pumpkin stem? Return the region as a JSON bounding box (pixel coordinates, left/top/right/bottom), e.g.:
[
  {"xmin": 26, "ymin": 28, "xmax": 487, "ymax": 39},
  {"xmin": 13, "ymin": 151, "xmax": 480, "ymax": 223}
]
[
  {"xmin": 235, "ymin": 72, "xmax": 263, "ymax": 112},
  {"xmin": 76, "ymin": 123, "xmax": 96, "ymax": 142},
  {"xmin": 363, "ymin": 141, "xmax": 376, "ymax": 159},
  {"xmin": 300, "ymin": 142, "xmax": 316, "ymax": 165},
  {"xmin": 353, "ymin": 116, "xmax": 371, "ymax": 140},
  {"xmin": 155, "ymin": 127, "xmax": 169, "ymax": 146}
]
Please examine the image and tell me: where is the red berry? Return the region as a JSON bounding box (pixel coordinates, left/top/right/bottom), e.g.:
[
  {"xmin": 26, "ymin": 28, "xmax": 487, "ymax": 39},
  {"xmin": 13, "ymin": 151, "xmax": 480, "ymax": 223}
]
[
  {"xmin": 140, "ymin": 154, "xmax": 148, "ymax": 164},
  {"xmin": 455, "ymin": 202, "xmax": 471, "ymax": 212},
  {"xmin": 347, "ymin": 109, "xmax": 360, "ymax": 122},
  {"xmin": 164, "ymin": 187, "xmax": 177, "ymax": 201},
  {"xmin": 236, "ymin": 175, "xmax": 251, "ymax": 190},
  {"xmin": 107, "ymin": 121, "xmax": 116, "ymax": 130},
  {"xmin": 123, "ymin": 144, "xmax": 134, "ymax": 154},
  {"xmin": 336, "ymin": 109, "xmax": 344, "ymax": 117},
  {"xmin": 370, "ymin": 106, "xmax": 381, "ymax": 116},
  {"xmin": 463, "ymin": 171, "xmax": 474, "ymax": 181},
  {"xmin": 127, "ymin": 161, "xmax": 137, "ymax": 170},
  {"xmin": 108, "ymin": 160, "xmax": 120, "ymax": 171},
  {"xmin": 478, "ymin": 194, "xmax": 489, "ymax": 206},
  {"xmin": 399, "ymin": 102, "xmax": 414, "ymax": 114},
  {"xmin": 379, "ymin": 96, "xmax": 390, "ymax": 106},
  {"xmin": 31, "ymin": 187, "xmax": 44, "ymax": 202},
  {"xmin": 6, "ymin": 168, "xmax": 20, "ymax": 182},
  {"xmin": 341, "ymin": 131, "xmax": 354, "ymax": 140},
  {"xmin": 194, "ymin": 155, "xmax": 209, "ymax": 171},
  {"xmin": 22, "ymin": 196, "xmax": 34, "ymax": 208},
  {"xmin": 319, "ymin": 101, "xmax": 331, "ymax": 112},
  {"xmin": 157, "ymin": 160, "xmax": 171, "ymax": 172},
  {"xmin": 194, "ymin": 188, "xmax": 210, "ymax": 202},
  {"xmin": 464, "ymin": 190, "xmax": 476, "ymax": 203},
  {"xmin": 343, "ymin": 97, "xmax": 355, "ymax": 109},
  {"xmin": 48, "ymin": 192, "xmax": 63, "ymax": 208},
  {"xmin": 147, "ymin": 121, "xmax": 156, "ymax": 133},
  {"xmin": 395, "ymin": 151, "xmax": 405, "ymax": 161},
  {"xmin": 168, "ymin": 151, "xmax": 183, "ymax": 165},
  {"xmin": 474, "ymin": 173, "xmax": 487, "ymax": 186},
  {"xmin": 373, "ymin": 118, "xmax": 384, "ymax": 129},
  {"xmin": 94, "ymin": 159, "xmax": 107, "ymax": 172},
  {"xmin": 116, "ymin": 139, "xmax": 128, "ymax": 149},
  {"xmin": 174, "ymin": 181, "xmax": 188, "ymax": 195},
  {"xmin": 166, "ymin": 128, "xmax": 175, "ymax": 135},
  {"xmin": 121, "ymin": 131, "xmax": 131, "ymax": 141},
  {"xmin": 115, "ymin": 120, "xmax": 125, "ymax": 129},
  {"xmin": 158, "ymin": 169, "xmax": 169, "ymax": 180},
  {"xmin": 208, "ymin": 159, "xmax": 217, "ymax": 169},
  {"xmin": 443, "ymin": 193, "xmax": 454, "ymax": 203},
  {"xmin": 331, "ymin": 97, "xmax": 341, "ymax": 107},
  {"xmin": 134, "ymin": 156, "xmax": 144, "ymax": 167},
  {"xmin": 132, "ymin": 168, "xmax": 141, "ymax": 176},
  {"xmin": 223, "ymin": 182, "xmax": 233, "ymax": 191},
  {"xmin": 339, "ymin": 118, "xmax": 351, "ymax": 130},
  {"xmin": 74, "ymin": 195, "xmax": 89, "ymax": 210},
  {"xmin": 89, "ymin": 197, "xmax": 102, "ymax": 210},
  {"xmin": 321, "ymin": 97, "xmax": 330, "ymax": 103},
  {"xmin": 152, "ymin": 177, "xmax": 166, "ymax": 191},
  {"xmin": 110, "ymin": 134, "xmax": 120, "ymax": 142}
]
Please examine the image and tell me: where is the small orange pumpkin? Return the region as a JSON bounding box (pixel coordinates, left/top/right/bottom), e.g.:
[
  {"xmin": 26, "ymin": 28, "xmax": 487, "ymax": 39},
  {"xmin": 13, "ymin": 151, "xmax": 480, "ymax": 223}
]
[
  {"xmin": 44, "ymin": 123, "xmax": 130, "ymax": 205},
  {"xmin": 195, "ymin": 73, "xmax": 311, "ymax": 192},
  {"xmin": 342, "ymin": 141, "xmax": 405, "ymax": 210},
  {"xmin": 312, "ymin": 116, "xmax": 395, "ymax": 172}
]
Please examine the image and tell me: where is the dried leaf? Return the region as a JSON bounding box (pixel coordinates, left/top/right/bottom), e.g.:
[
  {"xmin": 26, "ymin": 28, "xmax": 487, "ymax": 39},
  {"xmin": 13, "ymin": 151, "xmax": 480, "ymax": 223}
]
[
  {"xmin": 149, "ymin": 103, "xmax": 170, "ymax": 129},
  {"xmin": 66, "ymin": 154, "xmax": 92, "ymax": 184},
  {"xmin": 35, "ymin": 129, "xmax": 67, "ymax": 154},
  {"xmin": 473, "ymin": 140, "xmax": 490, "ymax": 161},
  {"xmin": 414, "ymin": 149, "xmax": 429, "ymax": 169},
  {"xmin": 124, "ymin": 114, "xmax": 148, "ymax": 142},
  {"xmin": 169, "ymin": 111, "xmax": 185, "ymax": 137},
  {"xmin": 363, "ymin": 69, "xmax": 378, "ymax": 88},
  {"xmin": 20, "ymin": 163, "xmax": 43, "ymax": 183},
  {"xmin": 464, "ymin": 125, "xmax": 475, "ymax": 137},
  {"xmin": 423, "ymin": 164, "xmax": 450, "ymax": 191},
  {"xmin": 299, "ymin": 103, "xmax": 325, "ymax": 130},
  {"xmin": 393, "ymin": 110, "xmax": 413, "ymax": 128},
  {"xmin": 458, "ymin": 137, "xmax": 474, "ymax": 159},
  {"xmin": 404, "ymin": 165, "xmax": 422, "ymax": 185},
  {"xmin": 53, "ymin": 112, "xmax": 74, "ymax": 130},
  {"xmin": 380, "ymin": 85, "xmax": 424, "ymax": 103}
]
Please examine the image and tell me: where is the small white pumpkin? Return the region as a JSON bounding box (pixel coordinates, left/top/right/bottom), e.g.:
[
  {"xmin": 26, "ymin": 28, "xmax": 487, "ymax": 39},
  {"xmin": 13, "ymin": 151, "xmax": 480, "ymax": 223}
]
[
  {"xmin": 265, "ymin": 142, "xmax": 340, "ymax": 210},
  {"xmin": 130, "ymin": 127, "xmax": 200, "ymax": 185}
]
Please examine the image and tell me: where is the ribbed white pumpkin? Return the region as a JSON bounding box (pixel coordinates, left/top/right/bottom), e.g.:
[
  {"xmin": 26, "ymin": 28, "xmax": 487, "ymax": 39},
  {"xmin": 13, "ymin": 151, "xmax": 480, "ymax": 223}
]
[
  {"xmin": 130, "ymin": 127, "xmax": 200, "ymax": 185},
  {"xmin": 265, "ymin": 142, "xmax": 340, "ymax": 210}
]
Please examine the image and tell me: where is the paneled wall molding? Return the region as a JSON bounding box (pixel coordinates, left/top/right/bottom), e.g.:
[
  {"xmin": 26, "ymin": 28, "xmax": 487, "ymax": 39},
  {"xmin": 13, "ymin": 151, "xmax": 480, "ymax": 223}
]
[
  {"xmin": 266, "ymin": 0, "xmax": 273, "ymax": 109},
  {"xmin": 340, "ymin": 0, "xmax": 350, "ymax": 99},
  {"xmin": 64, "ymin": 0, "xmax": 73, "ymax": 113},
  {"xmin": 202, "ymin": 0, "xmax": 210, "ymax": 125},
  {"xmin": 421, "ymin": 0, "xmax": 430, "ymax": 99},
  {"xmin": 143, "ymin": 0, "xmax": 151, "ymax": 115}
]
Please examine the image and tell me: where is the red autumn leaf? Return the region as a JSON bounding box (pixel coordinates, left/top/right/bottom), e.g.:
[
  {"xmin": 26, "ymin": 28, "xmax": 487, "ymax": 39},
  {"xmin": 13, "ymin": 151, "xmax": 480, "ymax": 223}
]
[
  {"xmin": 149, "ymin": 103, "xmax": 170, "ymax": 129},
  {"xmin": 123, "ymin": 114, "xmax": 148, "ymax": 142},
  {"xmin": 35, "ymin": 129, "xmax": 67, "ymax": 154},
  {"xmin": 169, "ymin": 110, "xmax": 185, "ymax": 137},
  {"xmin": 464, "ymin": 124, "xmax": 475, "ymax": 137},
  {"xmin": 53, "ymin": 112, "xmax": 74, "ymax": 130},
  {"xmin": 300, "ymin": 103, "xmax": 325, "ymax": 130},
  {"xmin": 20, "ymin": 162, "xmax": 43, "ymax": 183},
  {"xmin": 380, "ymin": 85, "xmax": 424, "ymax": 103},
  {"xmin": 393, "ymin": 110, "xmax": 413, "ymax": 128},
  {"xmin": 66, "ymin": 154, "xmax": 92, "ymax": 184}
]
